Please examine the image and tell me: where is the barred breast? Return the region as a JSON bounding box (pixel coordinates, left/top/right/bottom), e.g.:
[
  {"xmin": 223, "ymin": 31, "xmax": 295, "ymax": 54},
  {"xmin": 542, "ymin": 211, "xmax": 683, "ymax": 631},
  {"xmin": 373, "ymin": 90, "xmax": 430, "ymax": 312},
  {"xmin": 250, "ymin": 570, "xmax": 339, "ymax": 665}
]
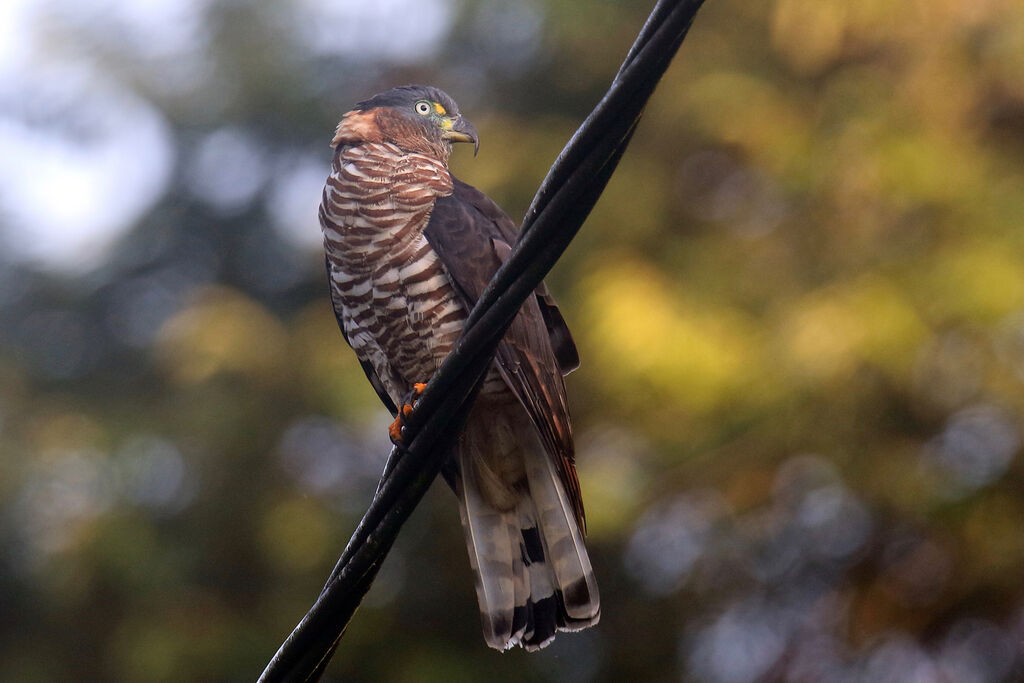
[{"xmin": 319, "ymin": 142, "xmax": 473, "ymax": 405}]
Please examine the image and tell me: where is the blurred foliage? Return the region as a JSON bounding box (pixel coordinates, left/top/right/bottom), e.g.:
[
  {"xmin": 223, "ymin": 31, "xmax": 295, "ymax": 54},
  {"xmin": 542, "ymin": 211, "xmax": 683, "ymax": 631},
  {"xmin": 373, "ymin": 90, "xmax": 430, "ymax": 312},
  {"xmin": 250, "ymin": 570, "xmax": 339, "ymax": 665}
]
[{"xmin": 2, "ymin": 0, "xmax": 1024, "ymax": 681}]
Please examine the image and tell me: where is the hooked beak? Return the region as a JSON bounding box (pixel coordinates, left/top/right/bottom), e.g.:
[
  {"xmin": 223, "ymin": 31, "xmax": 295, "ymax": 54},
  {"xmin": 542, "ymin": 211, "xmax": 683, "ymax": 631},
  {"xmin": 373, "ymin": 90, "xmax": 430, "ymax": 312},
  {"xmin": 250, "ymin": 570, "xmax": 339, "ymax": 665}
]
[{"xmin": 444, "ymin": 116, "xmax": 479, "ymax": 156}]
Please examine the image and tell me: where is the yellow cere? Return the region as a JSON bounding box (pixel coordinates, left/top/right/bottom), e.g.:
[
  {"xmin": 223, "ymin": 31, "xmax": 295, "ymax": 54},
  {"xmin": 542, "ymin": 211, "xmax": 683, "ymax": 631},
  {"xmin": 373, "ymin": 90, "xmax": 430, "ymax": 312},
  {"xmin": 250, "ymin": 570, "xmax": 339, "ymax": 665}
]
[{"xmin": 433, "ymin": 102, "xmax": 446, "ymax": 115}]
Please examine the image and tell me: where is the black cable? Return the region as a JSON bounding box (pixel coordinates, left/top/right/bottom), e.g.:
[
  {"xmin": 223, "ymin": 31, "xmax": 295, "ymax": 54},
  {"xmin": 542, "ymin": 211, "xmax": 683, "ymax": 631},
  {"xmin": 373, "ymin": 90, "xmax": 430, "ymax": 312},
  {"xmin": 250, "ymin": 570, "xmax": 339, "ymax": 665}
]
[{"xmin": 258, "ymin": 1, "xmax": 706, "ymax": 680}]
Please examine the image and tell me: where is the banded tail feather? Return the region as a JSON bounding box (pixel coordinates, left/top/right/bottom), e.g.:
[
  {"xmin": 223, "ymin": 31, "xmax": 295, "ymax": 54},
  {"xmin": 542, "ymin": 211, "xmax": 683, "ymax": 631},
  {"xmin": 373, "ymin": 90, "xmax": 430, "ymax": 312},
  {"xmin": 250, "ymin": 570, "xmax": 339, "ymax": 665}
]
[{"xmin": 455, "ymin": 406, "xmax": 600, "ymax": 651}]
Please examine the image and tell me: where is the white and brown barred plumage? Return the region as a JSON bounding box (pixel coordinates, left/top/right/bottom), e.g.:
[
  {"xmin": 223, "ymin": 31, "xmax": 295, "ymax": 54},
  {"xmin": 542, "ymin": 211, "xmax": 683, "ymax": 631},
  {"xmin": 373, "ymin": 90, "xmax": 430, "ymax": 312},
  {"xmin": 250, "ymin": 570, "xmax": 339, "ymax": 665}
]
[{"xmin": 320, "ymin": 85, "xmax": 599, "ymax": 651}]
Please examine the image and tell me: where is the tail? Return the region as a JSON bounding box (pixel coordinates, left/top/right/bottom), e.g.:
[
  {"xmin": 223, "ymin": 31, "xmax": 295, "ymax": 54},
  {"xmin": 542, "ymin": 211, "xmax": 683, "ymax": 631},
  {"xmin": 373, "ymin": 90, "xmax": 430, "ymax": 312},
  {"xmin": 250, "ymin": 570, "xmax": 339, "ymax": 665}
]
[{"xmin": 455, "ymin": 409, "xmax": 600, "ymax": 651}]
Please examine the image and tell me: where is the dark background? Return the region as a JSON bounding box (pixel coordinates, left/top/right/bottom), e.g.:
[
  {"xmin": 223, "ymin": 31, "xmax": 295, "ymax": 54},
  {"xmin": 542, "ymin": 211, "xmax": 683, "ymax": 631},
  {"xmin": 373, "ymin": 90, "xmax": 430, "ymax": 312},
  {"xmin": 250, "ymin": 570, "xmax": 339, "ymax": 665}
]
[{"xmin": 2, "ymin": 0, "xmax": 1024, "ymax": 680}]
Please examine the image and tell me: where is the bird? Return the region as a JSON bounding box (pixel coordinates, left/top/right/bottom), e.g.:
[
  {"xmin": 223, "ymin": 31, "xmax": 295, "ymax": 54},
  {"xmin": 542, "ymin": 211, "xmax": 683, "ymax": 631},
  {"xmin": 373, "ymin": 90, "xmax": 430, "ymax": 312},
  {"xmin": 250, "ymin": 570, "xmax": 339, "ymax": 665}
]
[{"xmin": 318, "ymin": 85, "xmax": 599, "ymax": 651}]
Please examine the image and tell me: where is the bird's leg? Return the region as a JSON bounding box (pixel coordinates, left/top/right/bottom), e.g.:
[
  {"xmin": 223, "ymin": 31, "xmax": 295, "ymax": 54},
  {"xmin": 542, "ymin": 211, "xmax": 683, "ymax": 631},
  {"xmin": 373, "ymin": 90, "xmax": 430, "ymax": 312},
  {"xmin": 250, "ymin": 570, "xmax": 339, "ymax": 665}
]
[{"xmin": 388, "ymin": 382, "xmax": 428, "ymax": 447}]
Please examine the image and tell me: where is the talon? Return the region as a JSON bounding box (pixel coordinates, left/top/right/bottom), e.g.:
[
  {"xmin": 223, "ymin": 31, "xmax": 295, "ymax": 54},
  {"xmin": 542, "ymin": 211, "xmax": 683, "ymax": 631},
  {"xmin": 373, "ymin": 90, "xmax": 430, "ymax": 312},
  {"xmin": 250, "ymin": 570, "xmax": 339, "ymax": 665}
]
[{"xmin": 388, "ymin": 381, "xmax": 428, "ymax": 446}]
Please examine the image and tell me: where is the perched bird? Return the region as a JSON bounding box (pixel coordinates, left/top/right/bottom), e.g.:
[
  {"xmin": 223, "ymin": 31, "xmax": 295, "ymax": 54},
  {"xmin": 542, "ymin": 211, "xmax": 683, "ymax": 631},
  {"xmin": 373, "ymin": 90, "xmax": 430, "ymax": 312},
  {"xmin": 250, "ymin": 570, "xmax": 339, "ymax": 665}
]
[{"xmin": 319, "ymin": 85, "xmax": 599, "ymax": 651}]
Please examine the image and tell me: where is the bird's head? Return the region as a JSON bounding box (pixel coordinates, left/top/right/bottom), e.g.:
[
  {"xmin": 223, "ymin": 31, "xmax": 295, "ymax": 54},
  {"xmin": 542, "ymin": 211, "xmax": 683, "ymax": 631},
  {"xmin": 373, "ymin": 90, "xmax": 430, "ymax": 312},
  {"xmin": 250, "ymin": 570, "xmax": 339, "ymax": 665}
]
[{"xmin": 331, "ymin": 85, "xmax": 478, "ymax": 162}]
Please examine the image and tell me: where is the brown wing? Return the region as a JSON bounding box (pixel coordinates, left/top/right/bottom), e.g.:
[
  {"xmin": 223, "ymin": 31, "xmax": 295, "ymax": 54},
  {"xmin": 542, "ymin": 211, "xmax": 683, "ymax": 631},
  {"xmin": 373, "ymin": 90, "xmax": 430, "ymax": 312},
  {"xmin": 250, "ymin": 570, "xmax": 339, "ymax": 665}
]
[
  {"xmin": 445, "ymin": 179, "xmax": 580, "ymax": 375},
  {"xmin": 424, "ymin": 177, "xmax": 585, "ymax": 526}
]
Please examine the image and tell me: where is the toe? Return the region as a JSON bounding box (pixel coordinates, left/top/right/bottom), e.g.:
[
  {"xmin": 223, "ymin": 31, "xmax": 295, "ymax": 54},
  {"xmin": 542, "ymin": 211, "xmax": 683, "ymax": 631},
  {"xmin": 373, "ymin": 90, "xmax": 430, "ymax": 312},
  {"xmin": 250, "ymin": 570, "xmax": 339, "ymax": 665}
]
[{"xmin": 388, "ymin": 415, "xmax": 404, "ymax": 443}]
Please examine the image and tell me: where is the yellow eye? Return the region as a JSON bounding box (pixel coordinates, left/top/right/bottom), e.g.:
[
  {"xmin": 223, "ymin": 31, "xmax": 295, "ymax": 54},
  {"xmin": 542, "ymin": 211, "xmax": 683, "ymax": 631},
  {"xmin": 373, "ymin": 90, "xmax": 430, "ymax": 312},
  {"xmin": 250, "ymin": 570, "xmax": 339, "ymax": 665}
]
[{"xmin": 415, "ymin": 101, "xmax": 431, "ymax": 115}]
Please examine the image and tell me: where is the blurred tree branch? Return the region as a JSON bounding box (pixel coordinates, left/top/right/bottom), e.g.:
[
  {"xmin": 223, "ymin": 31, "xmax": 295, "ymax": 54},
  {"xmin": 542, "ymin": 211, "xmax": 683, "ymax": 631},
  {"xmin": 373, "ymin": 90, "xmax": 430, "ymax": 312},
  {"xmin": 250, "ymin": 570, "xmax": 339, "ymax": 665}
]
[{"xmin": 258, "ymin": 1, "xmax": 706, "ymax": 680}]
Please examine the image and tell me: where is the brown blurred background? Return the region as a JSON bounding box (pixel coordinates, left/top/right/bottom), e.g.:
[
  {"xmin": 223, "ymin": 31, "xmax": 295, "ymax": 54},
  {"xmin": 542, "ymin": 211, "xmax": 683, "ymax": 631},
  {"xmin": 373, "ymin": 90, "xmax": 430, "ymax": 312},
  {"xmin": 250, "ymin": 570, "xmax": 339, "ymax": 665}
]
[{"xmin": 2, "ymin": 0, "xmax": 1024, "ymax": 680}]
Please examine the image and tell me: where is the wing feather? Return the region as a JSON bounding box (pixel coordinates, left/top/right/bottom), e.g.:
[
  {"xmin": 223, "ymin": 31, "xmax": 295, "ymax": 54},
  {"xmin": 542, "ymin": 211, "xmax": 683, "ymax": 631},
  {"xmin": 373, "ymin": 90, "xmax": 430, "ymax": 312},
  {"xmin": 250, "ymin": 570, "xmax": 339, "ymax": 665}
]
[
  {"xmin": 443, "ymin": 179, "xmax": 580, "ymax": 375},
  {"xmin": 424, "ymin": 178, "xmax": 585, "ymax": 528}
]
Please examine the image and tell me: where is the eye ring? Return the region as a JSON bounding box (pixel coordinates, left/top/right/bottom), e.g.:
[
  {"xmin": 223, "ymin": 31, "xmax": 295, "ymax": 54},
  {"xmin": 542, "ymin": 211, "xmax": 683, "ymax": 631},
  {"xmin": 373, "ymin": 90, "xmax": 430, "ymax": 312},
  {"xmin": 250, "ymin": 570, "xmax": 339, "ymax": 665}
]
[{"xmin": 414, "ymin": 101, "xmax": 432, "ymax": 115}]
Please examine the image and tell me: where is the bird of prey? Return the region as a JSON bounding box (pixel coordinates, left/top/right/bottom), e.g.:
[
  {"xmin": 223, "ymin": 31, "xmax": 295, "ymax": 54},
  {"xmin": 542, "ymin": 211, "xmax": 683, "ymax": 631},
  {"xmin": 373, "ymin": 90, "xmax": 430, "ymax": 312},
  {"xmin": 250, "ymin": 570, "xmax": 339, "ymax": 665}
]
[{"xmin": 319, "ymin": 85, "xmax": 599, "ymax": 651}]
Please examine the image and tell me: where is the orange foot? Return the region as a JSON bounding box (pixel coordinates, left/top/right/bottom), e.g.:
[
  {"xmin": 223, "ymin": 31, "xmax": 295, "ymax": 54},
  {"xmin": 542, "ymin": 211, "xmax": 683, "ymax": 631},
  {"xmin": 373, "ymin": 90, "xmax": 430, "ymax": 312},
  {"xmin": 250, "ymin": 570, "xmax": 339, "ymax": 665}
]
[{"xmin": 388, "ymin": 382, "xmax": 428, "ymax": 445}]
